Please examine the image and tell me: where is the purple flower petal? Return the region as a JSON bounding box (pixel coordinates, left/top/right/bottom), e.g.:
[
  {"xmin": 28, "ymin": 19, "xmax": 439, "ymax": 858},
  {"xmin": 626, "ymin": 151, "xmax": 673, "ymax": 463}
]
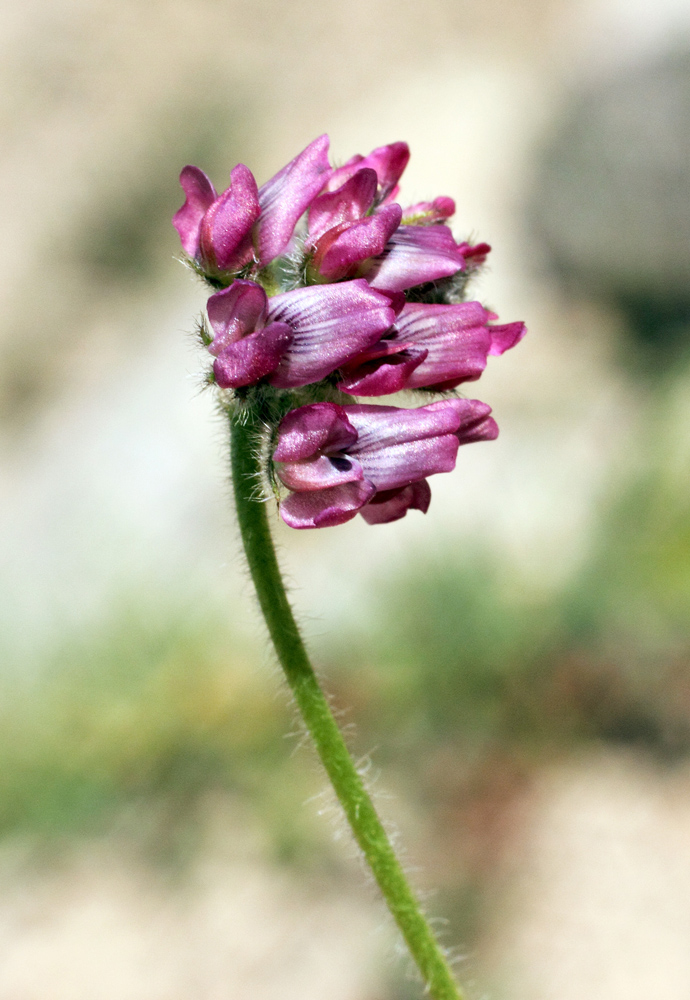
[
  {"xmin": 325, "ymin": 143, "xmax": 410, "ymax": 202},
  {"xmin": 401, "ymin": 197, "xmax": 456, "ymax": 225},
  {"xmin": 307, "ymin": 168, "xmax": 378, "ymax": 242},
  {"xmin": 453, "ymin": 399, "xmax": 499, "ymax": 444},
  {"xmin": 347, "ymin": 399, "xmax": 465, "ymax": 447},
  {"xmin": 338, "ymin": 348, "xmax": 428, "ymax": 396},
  {"xmin": 213, "ymin": 322, "xmax": 292, "ymax": 389},
  {"xmin": 173, "ymin": 166, "xmax": 217, "ymax": 258},
  {"xmin": 389, "ymin": 305, "xmax": 525, "ymax": 392},
  {"xmin": 354, "ymin": 434, "xmax": 460, "ymax": 490},
  {"xmin": 266, "ymin": 280, "xmax": 396, "ymax": 388},
  {"xmin": 344, "ymin": 400, "xmax": 468, "ymax": 490},
  {"xmin": 391, "ymin": 301, "xmax": 493, "ymax": 388},
  {"xmin": 366, "ymin": 225, "xmax": 466, "ymax": 293},
  {"xmin": 280, "ymin": 480, "xmax": 376, "ymax": 529},
  {"xmin": 457, "ymin": 241, "xmax": 492, "ymax": 266},
  {"xmin": 360, "ymin": 479, "xmax": 431, "ymax": 524},
  {"xmin": 487, "ymin": 321, "xmax": 526, "ymax": 356},
  {"xmin": 276, "ymin": 453, "xmax": 364, "ymax": 491},
  {"xmin": 312, "ymin": 204, "xmax": 403, "ymax": 281},
  {"xmin": 273, "ymin": 402, "xmax": 358, "ymax": 462},
  {"xmin": 256, "ymin": 134, "xmax": 331, "ymax": 266},
  {"xmin": 206, "ymin": 280, "xmax": 268, "ymax": 355},
  {"xmin": 199, "ymin": 164, "xmax": 260, "ymax": 272}
]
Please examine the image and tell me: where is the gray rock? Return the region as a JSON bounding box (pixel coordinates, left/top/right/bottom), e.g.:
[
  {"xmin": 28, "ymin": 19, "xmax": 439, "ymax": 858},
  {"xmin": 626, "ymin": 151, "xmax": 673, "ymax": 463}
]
[{"xmin": 529, "ymin": 50, "xmax": 690, "ymax": 310}]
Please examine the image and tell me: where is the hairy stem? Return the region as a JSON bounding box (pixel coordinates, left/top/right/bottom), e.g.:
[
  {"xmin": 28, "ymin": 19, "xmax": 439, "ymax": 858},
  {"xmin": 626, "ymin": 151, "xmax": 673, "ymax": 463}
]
[{"xmin": 230, "ymin": 409, "xmax": 464, "ymax": 1000}]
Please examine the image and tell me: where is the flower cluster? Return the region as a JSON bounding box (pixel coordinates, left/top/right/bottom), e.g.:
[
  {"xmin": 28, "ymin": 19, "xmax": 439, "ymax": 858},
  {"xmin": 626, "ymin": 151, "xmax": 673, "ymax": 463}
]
[{"xmin": 174, "ymin": 135, "xmax": 525, "ymax": 528}]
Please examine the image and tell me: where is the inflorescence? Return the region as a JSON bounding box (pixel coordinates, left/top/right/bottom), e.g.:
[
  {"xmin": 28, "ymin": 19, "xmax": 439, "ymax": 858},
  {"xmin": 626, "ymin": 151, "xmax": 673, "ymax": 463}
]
[{"xmin": 173, "ymin": 135, "xmax": 525, "ymax": 528}]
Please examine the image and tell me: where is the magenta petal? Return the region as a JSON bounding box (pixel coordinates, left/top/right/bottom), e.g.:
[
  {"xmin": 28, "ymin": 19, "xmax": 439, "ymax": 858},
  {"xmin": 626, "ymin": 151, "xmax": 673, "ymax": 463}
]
[
  {"xmin": 358, "ymin": 142, "xmax": 410, "ymax": 200},
  {"xmin": 401, "ymin": 196, "xmax": 456, "ymax": 225},
  {"xmin": 360, "ymin": 479, "xmax": 432, "ymax": 524},
  {"xmin": 457, "ymin": 241, "xmax": 492, "ymax": 266},
  {"xmin": 199, "ymin": 164, "xmax": 260, "ymax": 272},
  {"xmin": 206, "ymin": 280, "xmax": 268, "ymax": 355},
  {"xmin": 280, "ymin": 480, "xmax": 376, "ymax": 529},
  {"xmin": 338, "ymin": 349, "xmax": 428, "ymax": 396},
  {"xmin": 393, "ymin": 301, "xmax": 493, "ymax": 388},
  {"xmin": 344, "ymin": 401, "xmax": 467, "ymax": 490},
  {"xmin": 212, "ymin": 322, "xmax": 292, "ymax": 389},
  {"xmin": 276, "ymin": 453, "xmax": 364, "ymax": 491},
  {"xmin": 321, "ymin": 153, "xmax": 364, "ymax": 192},
  {"xmin": 172, "ymin": 166, "xmax": 217, "ymax": 257},
  {"xmin": 453, "ymin": 399, "xmax": 499, "ymax": 444},
  {"xmin": 488, "ymin": 321, "xmax": 526, "ymax": 356},
  {"xmin": 366, "ymin": 225, "xmax": 466, "ymax": 293},
  {"xmin": 347, "ymin": 399, "xmax": 466, "ymax": 448},
  {"xmin": 266, "ymin": 280, "xmax": 396, "ymax": 388},
  {"xmin": 273, "ymin": 402, "xmax": 358, "ymax": 462},
  {"xmin": 354, "ymin": 433, "xmax": 460, "ymax": 490},
  {"xmin": 314, "ymin": 204, "xmax": 403, "ymax": 281},
  {"xmin": 326, "ymin": 143, "xmax": 410, "ymax": 202},
  {"xmin": 256, "ymin": 134, "xmax": 331, "ymax": 266},
  {"xmin": 307, "ymin": 168, "xmax": 378, "ymax": 242}
]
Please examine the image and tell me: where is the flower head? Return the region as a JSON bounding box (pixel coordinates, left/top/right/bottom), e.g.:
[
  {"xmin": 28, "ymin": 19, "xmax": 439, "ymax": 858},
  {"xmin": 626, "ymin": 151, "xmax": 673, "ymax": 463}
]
[{"xmin": 174, "ymin": 134, "xmax": 525, "ymax": 528}]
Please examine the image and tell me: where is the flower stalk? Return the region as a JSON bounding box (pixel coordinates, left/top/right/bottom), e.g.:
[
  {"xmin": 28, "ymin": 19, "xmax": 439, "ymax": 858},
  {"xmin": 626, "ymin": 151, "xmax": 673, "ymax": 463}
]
[{"xmin": 230, "ymin": 408, "xmax": 464, "ymax": 1000}]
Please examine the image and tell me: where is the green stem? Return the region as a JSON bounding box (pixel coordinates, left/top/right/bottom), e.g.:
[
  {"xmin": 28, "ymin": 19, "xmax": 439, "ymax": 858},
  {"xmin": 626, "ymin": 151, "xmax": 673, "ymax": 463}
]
[{"xmin": 230, "ymin": 410, "xmax": 464, "ymax": 1000}]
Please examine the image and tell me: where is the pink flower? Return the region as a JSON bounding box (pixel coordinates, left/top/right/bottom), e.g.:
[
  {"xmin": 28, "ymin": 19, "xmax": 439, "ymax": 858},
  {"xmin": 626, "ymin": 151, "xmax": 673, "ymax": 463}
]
[
  {"xmin": 207, "ymin": 279, "xmax": 396, "ymax": 389},
  {"xmin": 303, "ymin": 143, "xmax": 464, "ymax": 291},
  {"xmin": 321, "ymin": 141, "xmax": 410, "ymax": 204},
  {"xmin": 364, "ymin": 224, "xmax": 467, "ymax": 293},
  {"xmin": 173, "ymin": 135, "xmax": 331, "ymax": 277},
  {"xmin": 401, "ymin": 197, "xmax": 456, "ymax": 225},
  {"xmin": 273, "ymin": 399, "xmax": 498, "ymax": 528},
  {"xmin": 305, "ymin": 168, "xmax": 404, "ymax": 282},
  {"xmin": 304, "ymin": 157, "xmax": 465, "ymax": 291},
  {"xmin": 339, "ymin": 301, "xmax": 526, "ymax": 395}
]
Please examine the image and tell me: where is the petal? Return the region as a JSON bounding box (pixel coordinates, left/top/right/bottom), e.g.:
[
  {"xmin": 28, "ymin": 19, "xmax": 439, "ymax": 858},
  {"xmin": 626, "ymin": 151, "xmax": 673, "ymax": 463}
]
[
  {"xmin": 346, "ymin": 399, "xmax": 466, "ymax": 449},
  {"xmin": 212, "ymin": 322, "xmax": 292, "ymax": 388},
  {"xmin": 454, "ymin": 399, "xmax": 499, "ymax": 444},
  {"xmin": 360, "ymin": 479, "xmax": 431, "ymax": 524},
  {"xmin": 313, "ymin": 204, "xmax": 403, "ymax": 281},
  {"xmin": 206, "ymin": 280, "xmax": 268, "ymax": 355},
  {"xmin": 401, "ymin": 196, "xmax": 456, "ymax": 225},
  {"xmin": 392, "ymin": 301, "xmax": 494, "ymax": 388},
  {"xmin": 360, "ymin": 142, "xmax": 410, "ymax": 201},
  {"xmin": 338, "ymin": 348, "xmax": 428, "ymax": 396},
  {"xmin": 457, "ymin": 241, "xmax": 492, "ymax": 266},
  {"xmin": 307, "ymin": 168, "xmax": 378, "ymax": 242},
  {"xmin": 266, "ymin": 280, "xmax": 396, "ymax": 388},
  {"xmin": 344, "ymin": 400, "xmax": 467, "ymax": 490},
  {"xmin": 355, "ymin": 433, "xmax": 460, "ymax": 490},
  {"xmin": 487, "ymin": 321, "xmax": 526, "ymax": 356},
  {"xmin": 172, "ymin": 166, "xmax": 217, "ymax": 257},
  {"xmin": 366, "ymin": 225, "xmax": 466, "ymax": 293},
  {"xmin": 256, "ymin": 134, "xmax": 331, "ymax": 265},
  {"xmin": 321, "ymin": 153, "xmax": 364, "ymax": 192},
  {"xmin": 324, "ymin": 142, "xmax": 410, "ymax": 202},
  {"xmin": 280, "ymin": 480, "xmax": 376, "ymax": 529},
  {"xmin": 276, "ymin": 453, "xmax": 364, "ymax": 491},
  {"xmin": 341, "ymin": 335, "xmax": 410, "ymax": 366},
  {"xmin": 273, "ymin": 402, "xmax": 358, "ymax": 462},
  {"xmin": 199, "ymin": 164, "xmax": 260, "ymax": 272}
]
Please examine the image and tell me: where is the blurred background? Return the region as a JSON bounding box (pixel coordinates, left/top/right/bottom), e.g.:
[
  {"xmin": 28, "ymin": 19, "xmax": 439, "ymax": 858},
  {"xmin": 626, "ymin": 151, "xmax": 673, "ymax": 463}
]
[{"xmin": 1, "ymin": 0, "xmax": 690, "ymax": 997}]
